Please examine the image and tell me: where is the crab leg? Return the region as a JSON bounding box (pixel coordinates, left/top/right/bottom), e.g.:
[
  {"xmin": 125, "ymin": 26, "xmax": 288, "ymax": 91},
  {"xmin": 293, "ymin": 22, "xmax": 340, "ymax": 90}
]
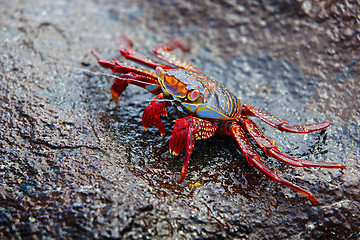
[
  {"xmin": 118, "ymin": 34, "xmax": 202, "ymax": 73},
  {"xmin": 169, "ymin": 117, "xmax": 218, "ymax": 183},
  {"xmin": 91, "ymin": 51, "xmax": 163, "ymax": 101},
  {"xmin": 241, "ymin": 118, "xmax": 346, "ymax": 169},
  {"xmin": 110, "ymin": 73, "xmax": 162, "ymax": 103},
  {"xmin": 142, "ymin": 94, "xmax": 171, "ymax": 136},
  {"xmin": 110, "ymin": 76, "xmax": 128, "ymax": 103},
  {"xmin": 118, "ymin": 34, "xmax": 173, "ymax": 70},
  {"xmin": 242, "ymin": 105, "xmax": 329, "ymax": 133},
  {"xmin": 226, "ymin": 123, "xmax": 318, "ymax": 205},
  {"xmin": 91, "ymin": 50, "xmax": 158, "ymax": 79},
  {"xmin": 152, "ymin": 39, "xmax": 202, "ymax": 73}
]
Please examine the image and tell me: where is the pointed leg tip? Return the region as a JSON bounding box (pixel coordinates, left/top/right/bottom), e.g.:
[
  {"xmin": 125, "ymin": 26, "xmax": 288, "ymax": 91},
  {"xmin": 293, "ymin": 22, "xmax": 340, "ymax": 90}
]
[
  {"xmin": 113, "ymin": 99, "xmax": 119, "ymax": 105},
  {"xmin": 338, "ymin": 164, "xmax": 346, "ymax": 169},
  {"xmin": 90, "ymin": 50, "xmax": 101, "ymax": 61},
  {"xmin": 300, "ymin": 191, "xmax": 317, "ymax": 205},
  {"xmin": 310, "ymin": 196, "xmax": 318, "ymax": 205},
  {"xmin": 108, "ymin": 97, "xmax": 119, "ymax": 106},
  {"xmin": 169, "ymin": 149, "xmax": 179, "ymax": 156},
  {"xmin": 177, "ymin": 175, "xmax": 185, "ymax": 183},
  {"xmin": 177, "ymin": 169, "xmax": 188, "ymax": 183},
  {"xmin": 90, "ymin": 49, "xmax": 96, "ymax": 56},
  {"xmin": 321, "ymin": 121, "xmax": 330, "ymax": 129}
]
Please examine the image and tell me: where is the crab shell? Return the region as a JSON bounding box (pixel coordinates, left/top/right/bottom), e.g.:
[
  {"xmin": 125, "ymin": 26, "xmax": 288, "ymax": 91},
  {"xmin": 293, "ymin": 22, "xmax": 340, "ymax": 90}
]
[{"xmin": 156, "ymin": 66, "xmax": 242, "ymax": 121}]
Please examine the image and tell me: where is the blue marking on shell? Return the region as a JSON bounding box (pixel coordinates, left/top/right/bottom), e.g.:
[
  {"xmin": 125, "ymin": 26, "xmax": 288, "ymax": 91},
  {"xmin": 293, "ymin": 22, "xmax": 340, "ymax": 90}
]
[
  {"xmin": 181, "ymin": 103, "xmax": 230, "ymax": 120},
  {"xmin": 177, "ymin": 105, "xmax": 183, "ymax": 113},
  {"xmin": 146, "ymin": 84, "xmax": 159, "ymax": 92},
  {"xmin": 181, "ymin": 103, "xmax": 196, "ymax": 113}
]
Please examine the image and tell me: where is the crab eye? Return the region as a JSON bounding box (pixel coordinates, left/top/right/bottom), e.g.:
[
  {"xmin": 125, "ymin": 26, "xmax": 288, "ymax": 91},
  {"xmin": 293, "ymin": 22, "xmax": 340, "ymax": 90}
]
[
  {"xmin": 188, "ymin": 89, "xmax": 200, "ymax": 101},
  {"xmin": 155, "ymin": 66, "xmax": 165, "ymax": 79}
]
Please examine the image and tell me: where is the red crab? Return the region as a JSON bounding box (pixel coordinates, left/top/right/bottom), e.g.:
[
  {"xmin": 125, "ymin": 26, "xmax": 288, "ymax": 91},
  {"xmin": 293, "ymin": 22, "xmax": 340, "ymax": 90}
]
[{"xmin": 91, "ymin": 34, "xmax": 346, "ymax": 204}]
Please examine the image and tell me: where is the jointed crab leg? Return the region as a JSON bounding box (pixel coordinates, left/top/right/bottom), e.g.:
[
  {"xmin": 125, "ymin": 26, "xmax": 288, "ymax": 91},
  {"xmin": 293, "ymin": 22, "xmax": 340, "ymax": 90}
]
[
  {"xmin": 243, "ymin": 105, "xmax": 330, "ymax": 133},
  {"xmin": 110, "ymin": 76, "xmax": 128, "ymax": 102},
  {"xmin": 92, "ymin": 34, "xmax": 346, "ymax": 204},
  {"xmin": 91, "ymin": 50, "xmax": 158, "ymax": 79},
  {"xmin": 241, "ymin": 118, "xmax": 346, "ymax": 169},
  {"xmin": 118, "ymin": 34, "xmax": 202, "ymax": 73},
  {"xmin": 111, "ymin": 73, "xmax": 162, "ymax": 103},
  {"xmin": 152, "ymin": 40, "xmax": 202, "ymax": 73},
  {"xmin": 118, "ymin": 34, "xmax": 173, "ymax": 70},
  {"xmin": 227, "ymin": 123, "xmax": 318, "ymax": 205},
  {"xmin": 91, "ymin": 35, "xmax": 201, "ymax": 103},
  {"xmin": 91, "ymin": 50, "xmax": 162, "ymax": 101},
  {"xmin": 169, "ymin": 117, "xmax": 219, "ymax": 183}
]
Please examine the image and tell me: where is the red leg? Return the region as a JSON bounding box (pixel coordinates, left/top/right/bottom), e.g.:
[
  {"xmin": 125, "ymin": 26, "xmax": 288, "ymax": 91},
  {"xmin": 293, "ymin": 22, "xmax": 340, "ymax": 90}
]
[
  {"xmin": 111, "ymin": 73, "xmax": 162, "ymax": 103},
  {"xmin": 152, "ymin": 39, "xmax": 202, "ymax": 73},
  {"xmin": 243, "ymin": 105, "xmax": 330, "ymax": 133},
  {"xmin": 169, "ymin": 117, "xmax": 218, "ymax": 183},
  {"xmin": 241, "ymin": 118, "xmax": 346, "ymax": 168},
  {"xmin": 142, "ymin": 94, "xmax": 171, "ymax": 136},
  {"xmin": 226, "ymin": 123, "xmax": 318, "ymax": 204},
  {"xmin": 91, "ymin": 50, "xmax": 158, "ymax": 79},
  {"xmin": 91, "ymin": 51, "xmax": 163, "ymax": 102},
  {"xmin": 118, "ymin": 34, "xmax": 201, "ymax": 73},
  {"xmin": 118, "ymin": 34, "xmax": 173, "ymax": 70},
  {"xmin": 110, "ymin": 76, "xmax": 128, "ymax": 103}
]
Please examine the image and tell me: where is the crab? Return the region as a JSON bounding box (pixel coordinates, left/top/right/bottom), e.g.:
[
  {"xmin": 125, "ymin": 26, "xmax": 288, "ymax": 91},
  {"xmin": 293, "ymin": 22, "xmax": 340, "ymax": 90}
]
[{"xmin": 91, "ymin": 34, "xmax": 346, "ymax": 204}]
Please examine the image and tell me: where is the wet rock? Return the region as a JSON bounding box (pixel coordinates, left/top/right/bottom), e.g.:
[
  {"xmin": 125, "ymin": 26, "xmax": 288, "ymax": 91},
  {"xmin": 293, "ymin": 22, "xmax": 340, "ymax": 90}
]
[{"xmin": 0, "ymin": 0, "xmax": 359, "ymax": 239}]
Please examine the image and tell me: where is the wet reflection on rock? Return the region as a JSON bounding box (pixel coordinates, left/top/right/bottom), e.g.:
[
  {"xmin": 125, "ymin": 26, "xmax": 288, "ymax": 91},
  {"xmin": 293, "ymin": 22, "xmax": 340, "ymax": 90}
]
[{"xmin": 0, "ymin": 0, "xmax": 359, "ymax": 239}]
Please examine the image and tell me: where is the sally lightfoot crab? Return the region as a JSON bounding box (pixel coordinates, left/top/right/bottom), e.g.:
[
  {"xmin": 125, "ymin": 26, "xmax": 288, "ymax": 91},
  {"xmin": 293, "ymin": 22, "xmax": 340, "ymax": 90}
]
[{"xmin": 91, "ymin": 34, "xmax": 346, "ymax": 204}]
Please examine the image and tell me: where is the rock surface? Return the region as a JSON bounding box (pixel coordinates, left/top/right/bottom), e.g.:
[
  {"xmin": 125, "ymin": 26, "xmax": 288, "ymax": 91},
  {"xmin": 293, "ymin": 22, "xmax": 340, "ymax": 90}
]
[{"xmin": 1, "ymin": 0, "xmax": 359, "ymax": 239}]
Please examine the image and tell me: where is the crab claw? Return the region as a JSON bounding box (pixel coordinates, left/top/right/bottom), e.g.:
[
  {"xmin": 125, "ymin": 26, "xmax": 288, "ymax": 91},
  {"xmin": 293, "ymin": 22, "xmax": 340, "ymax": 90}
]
[{"xmin": 142, "ymin": 100, "xmax": 167, "ymax": 136}]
